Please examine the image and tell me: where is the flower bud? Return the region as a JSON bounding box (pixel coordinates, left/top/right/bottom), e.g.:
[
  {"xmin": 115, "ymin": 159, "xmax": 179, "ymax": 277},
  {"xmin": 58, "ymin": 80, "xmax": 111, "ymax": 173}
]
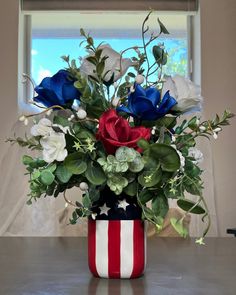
[
  {"xmin": 79, "ymin": 182, "xmax": 88, "ymax": 191},
  {"xmin": 199, "ymin": 126, "xmax": 206, "ymax": 132},
  {"xmin": 135, "ymin": 75, "xmax": 145, "ymax": 84},
  {"xmin": 77, "ymin": 109, "xmax": 87, "ymax": 120},
  {"xmin": 213, "ymin": 132, "xmax": 218, "ymax": 139},
  {"xmin": 24, "ymin": 118, "xmax": 29, "ymax": 126},
  {"xmin": 214, "ymin": 127, "xmax": 222, "ymax": 133},
  {"xmin": 19, "ymin": 115, "xmax": 26, "ymax": 122}
]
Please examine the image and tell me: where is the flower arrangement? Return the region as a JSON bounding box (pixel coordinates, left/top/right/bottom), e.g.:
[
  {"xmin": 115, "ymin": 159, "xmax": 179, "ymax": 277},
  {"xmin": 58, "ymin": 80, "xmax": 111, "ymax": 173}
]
[{"xmin": 8, "ymin": 12, "xmax": 233, "ymax": 243}]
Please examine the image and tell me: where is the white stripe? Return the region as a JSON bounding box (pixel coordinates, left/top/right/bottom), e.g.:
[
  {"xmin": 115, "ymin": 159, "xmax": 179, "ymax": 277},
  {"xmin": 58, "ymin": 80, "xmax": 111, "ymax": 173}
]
[
  {"xmin": 95, "ymin": 220, "xmax": 108, "ymax": 277},
  {"xmin": 120, "ymin": 220, "xmax": 134, "ymax": 278}
]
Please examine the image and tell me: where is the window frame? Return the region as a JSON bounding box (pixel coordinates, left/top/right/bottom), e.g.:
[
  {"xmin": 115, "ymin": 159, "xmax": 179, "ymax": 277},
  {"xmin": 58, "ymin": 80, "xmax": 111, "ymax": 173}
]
[{"xmin": 19, "ymin": 11, "xmax": 195, "ymax": 113}]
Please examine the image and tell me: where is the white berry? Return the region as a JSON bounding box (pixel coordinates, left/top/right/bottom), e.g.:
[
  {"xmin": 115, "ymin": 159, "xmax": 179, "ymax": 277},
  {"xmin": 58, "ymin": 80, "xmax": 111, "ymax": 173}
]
[
  {"xmin": 19, "ymin": 115, "xmax": 26, "ymax": 122},
  {"xmin": 77, "ymin": 109, "xmax": 87, "ymax": 120},
  {"xmin": 135, "ymin": 75, "xmax": 145, "ymax": 84},
  {"xmin": 79, "ymin": 182, "xmax": 88, "ymax": 191}
]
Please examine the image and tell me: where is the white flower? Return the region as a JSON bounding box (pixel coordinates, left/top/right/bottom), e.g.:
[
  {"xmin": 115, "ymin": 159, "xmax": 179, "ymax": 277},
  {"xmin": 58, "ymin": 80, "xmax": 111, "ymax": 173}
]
[
  {"xmin": 162, "ymin": 75, "xmax": 203, "ymax": 113},
  {"xmin": 188, "ymin": 147, "xmax": 203, "ymax": 164},
  {"xmin": 80, "ymin": 45, "xmax": 135, "ymax": 82},
  {"xmin": 40, "ymin": 131, "xmax": 68, "ymax": 163},
  {"xmin": 31, "ymin": 118, "xmax": 52, "ymax": 137}
]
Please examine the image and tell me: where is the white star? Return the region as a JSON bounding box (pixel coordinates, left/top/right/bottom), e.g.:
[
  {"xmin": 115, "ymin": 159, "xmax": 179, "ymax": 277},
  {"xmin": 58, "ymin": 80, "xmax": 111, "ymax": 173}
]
[
  {"xmin": 118, "ymin": 199, "xmax": 129, "ymax": 211},
  {"xmin": 99, "ymin": 203, "xmax": 110, "ymax": 216}
]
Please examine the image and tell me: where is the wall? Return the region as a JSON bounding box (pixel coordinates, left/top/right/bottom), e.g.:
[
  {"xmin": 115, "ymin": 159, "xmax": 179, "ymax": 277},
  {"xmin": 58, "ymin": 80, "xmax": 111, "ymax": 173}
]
[
  {"xmin": 0, "ymin": 0, "xmax": 235, "ymax": 236},
  {"xmin": 200, "ymin": 0, "xmax": 236, "ymax": 236}
]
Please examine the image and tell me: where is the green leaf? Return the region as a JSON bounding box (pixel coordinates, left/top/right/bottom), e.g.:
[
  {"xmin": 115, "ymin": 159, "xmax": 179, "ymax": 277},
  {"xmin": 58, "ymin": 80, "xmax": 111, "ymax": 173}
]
[
  {"xmin": 158, "ymin": 18, "xmax": 170, "ymax": 34},
  {"xmin": 138, "ymin": 190, "xmax": 153, "ymax": 204},
  {"xmin": 152, "ymin": 194, "xmax": 169, "ymax": 219},
  {"xmin": 123, "ymin": 181, "xmax": 138, "ymax": 196},
  {"xmin": 85, "ymin": 162, "xmax": 106, "ymax": 185},
  {"xmin": 47, "ymin": 163, "xmax": 57, "ymax": 173},
  {"xmin": 138, "ymin": 168, "xmax": 162, "ymax": 187},
  {"xmin": 55, "ymin": 165, "xmax": 73, "ymax": 183},
  {"xmin": 170, "ymin": 218, "xmax": 188, "ymax": 238},
  {"xmin": 144, "ymin": 143, "xmax": 180, "ymax": 172},
  {"xmin": 64, "ymin": 152, "xmax": 87, "ymax": 175},
  {"xmin": 152, "ymin": 46, "xmax": 167, "ymax": 65},
  {"xmin": 53, "ymin": 115, "xmax": 69, "ymax": 127},
  {"xmin": 128, "ymin": 157, "xmax": 144, "ymax": 172},
  {"xmin": 82, "ymin": 192, "xmax": 92, "ymax": 208},
  {"xmin": 40, "ymin": 170, "xmax": 55, "ymax": 186},
  {"xmin": 22, "ymin": 155, "xmax": 33, "ymax": 165},
  {"xmin": 31, "ymin": 170, "xmax": 40, "ymax": 180},
  {"xmin": 177, "ymin": 199, "xmax": 205, "ymax": 214},
  {"xmin": 137, "ymin": 138, "xmax": 150, "ymax": 150}
]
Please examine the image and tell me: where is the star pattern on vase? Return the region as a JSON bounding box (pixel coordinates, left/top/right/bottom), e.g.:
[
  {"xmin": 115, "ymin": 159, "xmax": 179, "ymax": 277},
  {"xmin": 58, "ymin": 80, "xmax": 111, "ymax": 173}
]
[
  {"xmin": 118, "ymin": 199, "xmax": 130, "ymax": 211},
  {"xmin": 99, "ymin": 203, "xmax": 110, "ymax": 216}
]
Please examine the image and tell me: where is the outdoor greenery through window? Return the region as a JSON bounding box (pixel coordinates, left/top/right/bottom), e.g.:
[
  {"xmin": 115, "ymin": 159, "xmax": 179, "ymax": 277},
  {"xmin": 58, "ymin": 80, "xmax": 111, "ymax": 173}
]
[{"xmin": 30, "ymin": 12, "xmax": 189, "ymax": 85}]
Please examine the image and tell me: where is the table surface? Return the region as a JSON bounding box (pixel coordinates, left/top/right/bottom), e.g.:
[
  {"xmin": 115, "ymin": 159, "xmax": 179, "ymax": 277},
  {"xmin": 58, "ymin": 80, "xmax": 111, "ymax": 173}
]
[{"xmin": 0, "ymin": 237, "xmax": 235, "ymax": 295}]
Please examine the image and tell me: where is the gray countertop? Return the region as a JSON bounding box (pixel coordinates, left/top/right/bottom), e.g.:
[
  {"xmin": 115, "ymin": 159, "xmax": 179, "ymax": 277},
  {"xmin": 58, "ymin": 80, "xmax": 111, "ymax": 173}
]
[{"xmin": 0, "ymin": 237, "xmax": 235, "ymax": 295}]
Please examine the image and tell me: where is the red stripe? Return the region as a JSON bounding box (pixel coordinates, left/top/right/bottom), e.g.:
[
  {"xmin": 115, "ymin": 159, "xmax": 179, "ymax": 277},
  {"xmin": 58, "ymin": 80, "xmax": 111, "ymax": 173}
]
[
  {"xmin": 131, "ymin": 220, "xmax": 145, "ymax": 278},
  {"xmin": 88, "ymin": 220, "xmax": 99, "ymax": 277},
  {"xmin": 108, "ymin": 220, "xmax": 121, "ymax": 278}
]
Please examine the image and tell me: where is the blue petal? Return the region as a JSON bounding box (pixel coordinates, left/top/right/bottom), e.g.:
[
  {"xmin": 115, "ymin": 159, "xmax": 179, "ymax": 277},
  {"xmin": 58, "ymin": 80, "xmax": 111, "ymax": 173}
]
[
  {"xmin": 145, "ymin": 87, "xmax": 161, "ymax": 106},
  {"xmin": 157, "ymin": 91, "xmax": 177, "ymax": 116},
  {"xmin": 131, "ymin": 99, "xmax": 156, "ymax": 119},
  {"xmin": 116, "ymin": 105, "xmax": 134, "ymax": 116}
]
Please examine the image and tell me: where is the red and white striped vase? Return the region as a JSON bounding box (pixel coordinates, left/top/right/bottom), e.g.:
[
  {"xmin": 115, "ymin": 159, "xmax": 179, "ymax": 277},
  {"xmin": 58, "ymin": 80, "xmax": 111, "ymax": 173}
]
[{"xmin": 88, "ymin": 219, "xmax": 146, "ymax": 279}]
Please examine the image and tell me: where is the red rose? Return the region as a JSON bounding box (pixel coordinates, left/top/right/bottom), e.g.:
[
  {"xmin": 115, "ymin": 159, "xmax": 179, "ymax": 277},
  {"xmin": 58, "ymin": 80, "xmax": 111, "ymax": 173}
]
[{"xmin": 97, "ymin": 109, "xmax": 151, "ymax": 154}]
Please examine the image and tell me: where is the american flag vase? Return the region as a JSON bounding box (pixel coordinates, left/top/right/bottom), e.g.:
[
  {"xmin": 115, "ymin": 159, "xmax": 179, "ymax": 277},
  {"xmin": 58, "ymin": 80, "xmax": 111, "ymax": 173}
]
[{"xmin": 88, "ymin": 219, "xmax": 147, "ymax": 279}]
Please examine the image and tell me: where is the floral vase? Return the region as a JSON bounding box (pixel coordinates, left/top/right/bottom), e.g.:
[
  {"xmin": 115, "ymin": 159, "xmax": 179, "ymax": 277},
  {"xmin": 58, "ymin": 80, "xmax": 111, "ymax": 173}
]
[{"xmin": 87, "ymin": 188, "xmax": 146, "ymax": 279}]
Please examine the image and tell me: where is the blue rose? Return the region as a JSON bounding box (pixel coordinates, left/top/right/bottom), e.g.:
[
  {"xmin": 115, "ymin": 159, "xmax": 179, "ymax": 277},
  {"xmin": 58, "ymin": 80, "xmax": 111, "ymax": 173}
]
[
  {"xmin": 117, "ymin": 84, "xmax": 177, "ymax": 121},
  {"xmin": 34, "ymin": 70, "xmax": 81, "ymax": 108}
]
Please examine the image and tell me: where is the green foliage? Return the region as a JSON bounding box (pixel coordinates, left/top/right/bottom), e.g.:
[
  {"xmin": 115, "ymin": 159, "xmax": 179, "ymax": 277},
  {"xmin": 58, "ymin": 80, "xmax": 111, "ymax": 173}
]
[
  {"xmin": 177, "ymin": 199, "xmax": 205, "ymax": 214},
  {"xmin": 170, "ymin": 218, "xmax": 188, "ymax": 238},
  {"xmin": 64, "ymin": 152, "xmax": 87, "ymax": 175},
  {"xmin": 85, "ymin": 162, "xmax": 106, "ymax": 185},
  {"xmin": 152, "ymin": 45, "xmax": 168, "ymax": 66},
  {"xmin": 143, "ymin": 143, "xmax": 180, "ymax": 172}
]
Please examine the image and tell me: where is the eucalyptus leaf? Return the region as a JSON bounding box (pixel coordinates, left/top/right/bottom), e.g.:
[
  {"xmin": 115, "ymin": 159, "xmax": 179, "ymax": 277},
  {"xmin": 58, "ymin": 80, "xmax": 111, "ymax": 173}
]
[
  {"xmin": 123, "ymin": 181, "xmax": 138, "ymax": 196},
  {"xmin": 138, "ymin": 190, "xmax": 153, "ymax": 204},
  {"xmin": 40, "ymin": 170, "xmax": 55, "ymax": 186},
  {"xmin": 152, "ymin": 194, "xmax": 169, "ymax": 219},
  {"xmin": 56, "ymin": 165, "xmax": 73, "ymax": 183},
  {"xmin": 144, "ymin": 143, "xmax": 180, "ymax": 172},
  {"xmin": 85, "ymin": 162, "xmax": 106, "ymax": 185},
  {"xmin": 138, "ymin": 168, "xmax": 162, "ymax": 187},
  {"xmin": 64, "ymin": 152, "xmax": 87, "ymax": 175}
]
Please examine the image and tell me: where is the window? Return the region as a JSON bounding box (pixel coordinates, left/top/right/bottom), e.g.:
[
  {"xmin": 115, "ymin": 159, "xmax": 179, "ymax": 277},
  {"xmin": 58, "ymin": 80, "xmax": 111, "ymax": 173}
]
[{"xmin": 30, "ymin": 12, "xmax": 190, "ymax": 85}]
